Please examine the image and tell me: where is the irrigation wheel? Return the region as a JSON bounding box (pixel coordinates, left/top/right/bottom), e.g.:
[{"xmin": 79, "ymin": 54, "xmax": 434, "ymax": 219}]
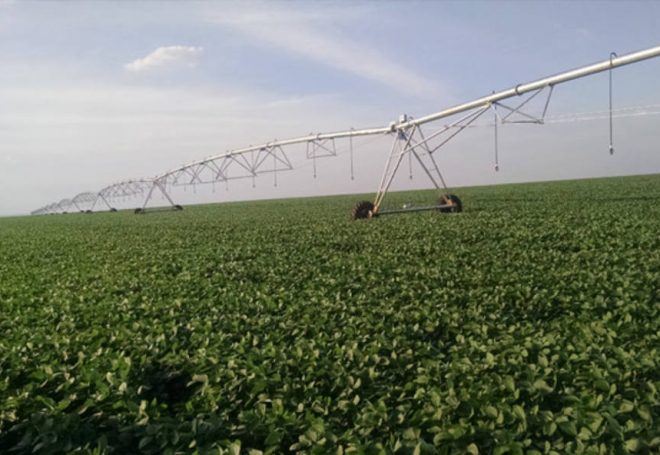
[
  {"xmin": 438, "ymin": 194, "xmax": 463, "ymax": 213},
  {"xmin": 134, "ymin": 208, "xmax": 145, "ymax": 215},
  {"xmin": 351, "ymin": 200, "xmax": 375, "ymax": 220}
]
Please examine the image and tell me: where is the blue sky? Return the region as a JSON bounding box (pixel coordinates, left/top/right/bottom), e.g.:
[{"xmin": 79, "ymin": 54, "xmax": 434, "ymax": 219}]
[{"xmin": 1, "ymin": 1, "xmax": 660, "ymax": 215}]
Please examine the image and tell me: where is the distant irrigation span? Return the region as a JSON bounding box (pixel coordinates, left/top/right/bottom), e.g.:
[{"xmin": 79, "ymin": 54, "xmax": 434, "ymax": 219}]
[{"xmin": 31, "ymin": 45, "xmax": 660, "ymax": 219}]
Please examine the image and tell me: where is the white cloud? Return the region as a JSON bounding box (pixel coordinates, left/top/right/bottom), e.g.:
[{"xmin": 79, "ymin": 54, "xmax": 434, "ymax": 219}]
[
  {"xmin": 124, "ymin": 45, "xmax": 203, "ymax": 72},
  {"xmin": 213, "ymin": 8, "xmax": 443, "ymax": 98}
]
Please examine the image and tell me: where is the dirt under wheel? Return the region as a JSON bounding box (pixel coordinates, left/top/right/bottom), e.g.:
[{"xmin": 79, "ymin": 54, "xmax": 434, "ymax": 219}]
[
  {"xmin": 437, "ymin": 194, "xmax": 463, "ymax": 213},
  {"xmin": 351, "ymin": 201, "xmax": 375, "ymax": 220}
]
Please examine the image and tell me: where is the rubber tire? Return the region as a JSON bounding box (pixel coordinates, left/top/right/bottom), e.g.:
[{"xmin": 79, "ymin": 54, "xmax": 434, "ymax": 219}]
[
  {"xmin": 174, "ymin": 205, "xmax": 184, "ymax": 211},
  {"xmin": 134, "ymin": 208, "xmax": 145, "ymax": 215},
  {"xmin": 351, "ymin": 201, "xmax": 375, "ymax": 220},
  {"xmin": 109, "ymin": 208, "xmax": 117, "ymax": 213},
  {"xmin": 438, "ymin": 194, "xmax": 463, "ymax": 213}
]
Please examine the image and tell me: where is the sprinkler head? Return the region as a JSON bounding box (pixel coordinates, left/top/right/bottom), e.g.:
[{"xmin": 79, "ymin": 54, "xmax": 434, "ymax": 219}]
[{"xmin": 609, "ymin": 145, "xmax": 614, "ymax": 155}]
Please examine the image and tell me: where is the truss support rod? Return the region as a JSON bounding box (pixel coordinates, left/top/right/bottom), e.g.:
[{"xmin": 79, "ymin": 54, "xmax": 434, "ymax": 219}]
[
  {"xmin": 416, "ymin": 126, "xmax": 450, "ymax": 192},
  {"xmin": 426, "ymin": 106, "xmax": 490, "ymax": 153},
  {"xmin": 143, "ymin": 181, "xmax": 176, "ymax": 210},
  {"xmin": 410, "ymin": 148, "xmax": 441, "ymax": 191},
  {"xmin": 141, "ymin": 184, "xmax": 156, "ymax": 210},
  {"xmin": 97, "ymin": 193, "xmax": 113, "ymax": 211},
  {"xmin": 157, "ymin": 182, "xmax": 177, "ymax": 207},
  {"xmin": 374, "ymin": 134, "xmax": 402, "ymax": 207},
  {"xmin": 542, "ymin": 85, "xmax": 554, "ymax": 119},
  {"xmin": 498, "ymin": 88, "xmax": 544, "ymax": 123}
]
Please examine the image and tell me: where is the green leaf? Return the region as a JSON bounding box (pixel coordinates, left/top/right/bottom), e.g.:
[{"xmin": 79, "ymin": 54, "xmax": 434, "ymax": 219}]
[
  {"xmin": 636, "ymin": 406, "xmax": 651, "ymax": 421},
  {"xmin": 512, "ymin": 405, "xmax": 526, "ymax": 421},
  {"xmin": 503, "ymin": 376, "xmax": 516, "ymax": 392},
  {"xmin": 619, "ymin": 400, "xmax": 634, "ymax": 413},
  {"xmin": 543, "ymin": 421, "xmax": 557, "ymax": 436},
  {"xmin": 624, "ymin": 439, "xmax": 640, "ymax": 452},
  {"xmin": 532, "ymin": 379, "xmax": 553, "ymax": 393},
  {"xmin": 558, "ymin": 421, "xmax": 577, "ymax": 437},
  {"xmin": 229, "ymin": 440, "xmax": 242, "ymax": 455},
  {"xmin": 447, "ymin": 425, "xmax": 465, "ymax": 440},
  {"xmin": 594, "ymin": 379, "xmax": 609, "ymax": 393},
  {"xmin": 484, "ymin": 405, "xmax": 498, "ymax": 419},
  {"xmin": 403, "ymin": 428, "xmax": 418, "ymax": 440}
]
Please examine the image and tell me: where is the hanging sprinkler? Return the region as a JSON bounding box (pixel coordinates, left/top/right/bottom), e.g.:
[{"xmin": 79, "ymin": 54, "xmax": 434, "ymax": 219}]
[
  {"xmin": 492, "ymin": 101, "xmax": 500, "ymax": 171},
  {"xmin": 609, "ymin": 52, "xmax": 617, "ymax": 155},
  {"xmin": 349, "ymin": 128, "xmax": 355, "ymax": 180}
]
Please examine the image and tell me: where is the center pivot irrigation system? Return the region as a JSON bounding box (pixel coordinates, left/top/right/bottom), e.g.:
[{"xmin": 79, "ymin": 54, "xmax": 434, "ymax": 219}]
[{"xmin": 31, "ymin": 45, "xmax": 660, "ymax": 219}]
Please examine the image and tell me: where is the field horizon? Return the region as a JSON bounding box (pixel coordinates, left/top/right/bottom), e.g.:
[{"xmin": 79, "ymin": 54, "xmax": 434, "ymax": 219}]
[{"xmin": 14, "ymin": 171, "xmax": 660, "ymax": 219}]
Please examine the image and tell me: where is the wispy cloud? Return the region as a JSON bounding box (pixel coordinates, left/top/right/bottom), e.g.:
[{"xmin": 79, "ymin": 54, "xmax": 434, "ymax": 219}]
[
  {"xmin": 213, "ymin": 8, "xmax": 442, "ymax": 98},
  {"xmin": 125, "ymin": 45, "xmax": 203, "ymax": 72}
]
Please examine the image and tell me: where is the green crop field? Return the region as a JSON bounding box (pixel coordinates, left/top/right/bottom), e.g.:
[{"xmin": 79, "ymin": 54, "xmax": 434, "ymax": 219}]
[{"xmin": 0, "ymin": 174, "xmax": 658, "ymax": 454}]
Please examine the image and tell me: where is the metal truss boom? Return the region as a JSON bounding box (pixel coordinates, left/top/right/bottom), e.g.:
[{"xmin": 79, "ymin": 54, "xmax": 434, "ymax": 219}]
[{"xmin": 31, "ymin": 45, "xmax": 660, "ymax": 215}]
